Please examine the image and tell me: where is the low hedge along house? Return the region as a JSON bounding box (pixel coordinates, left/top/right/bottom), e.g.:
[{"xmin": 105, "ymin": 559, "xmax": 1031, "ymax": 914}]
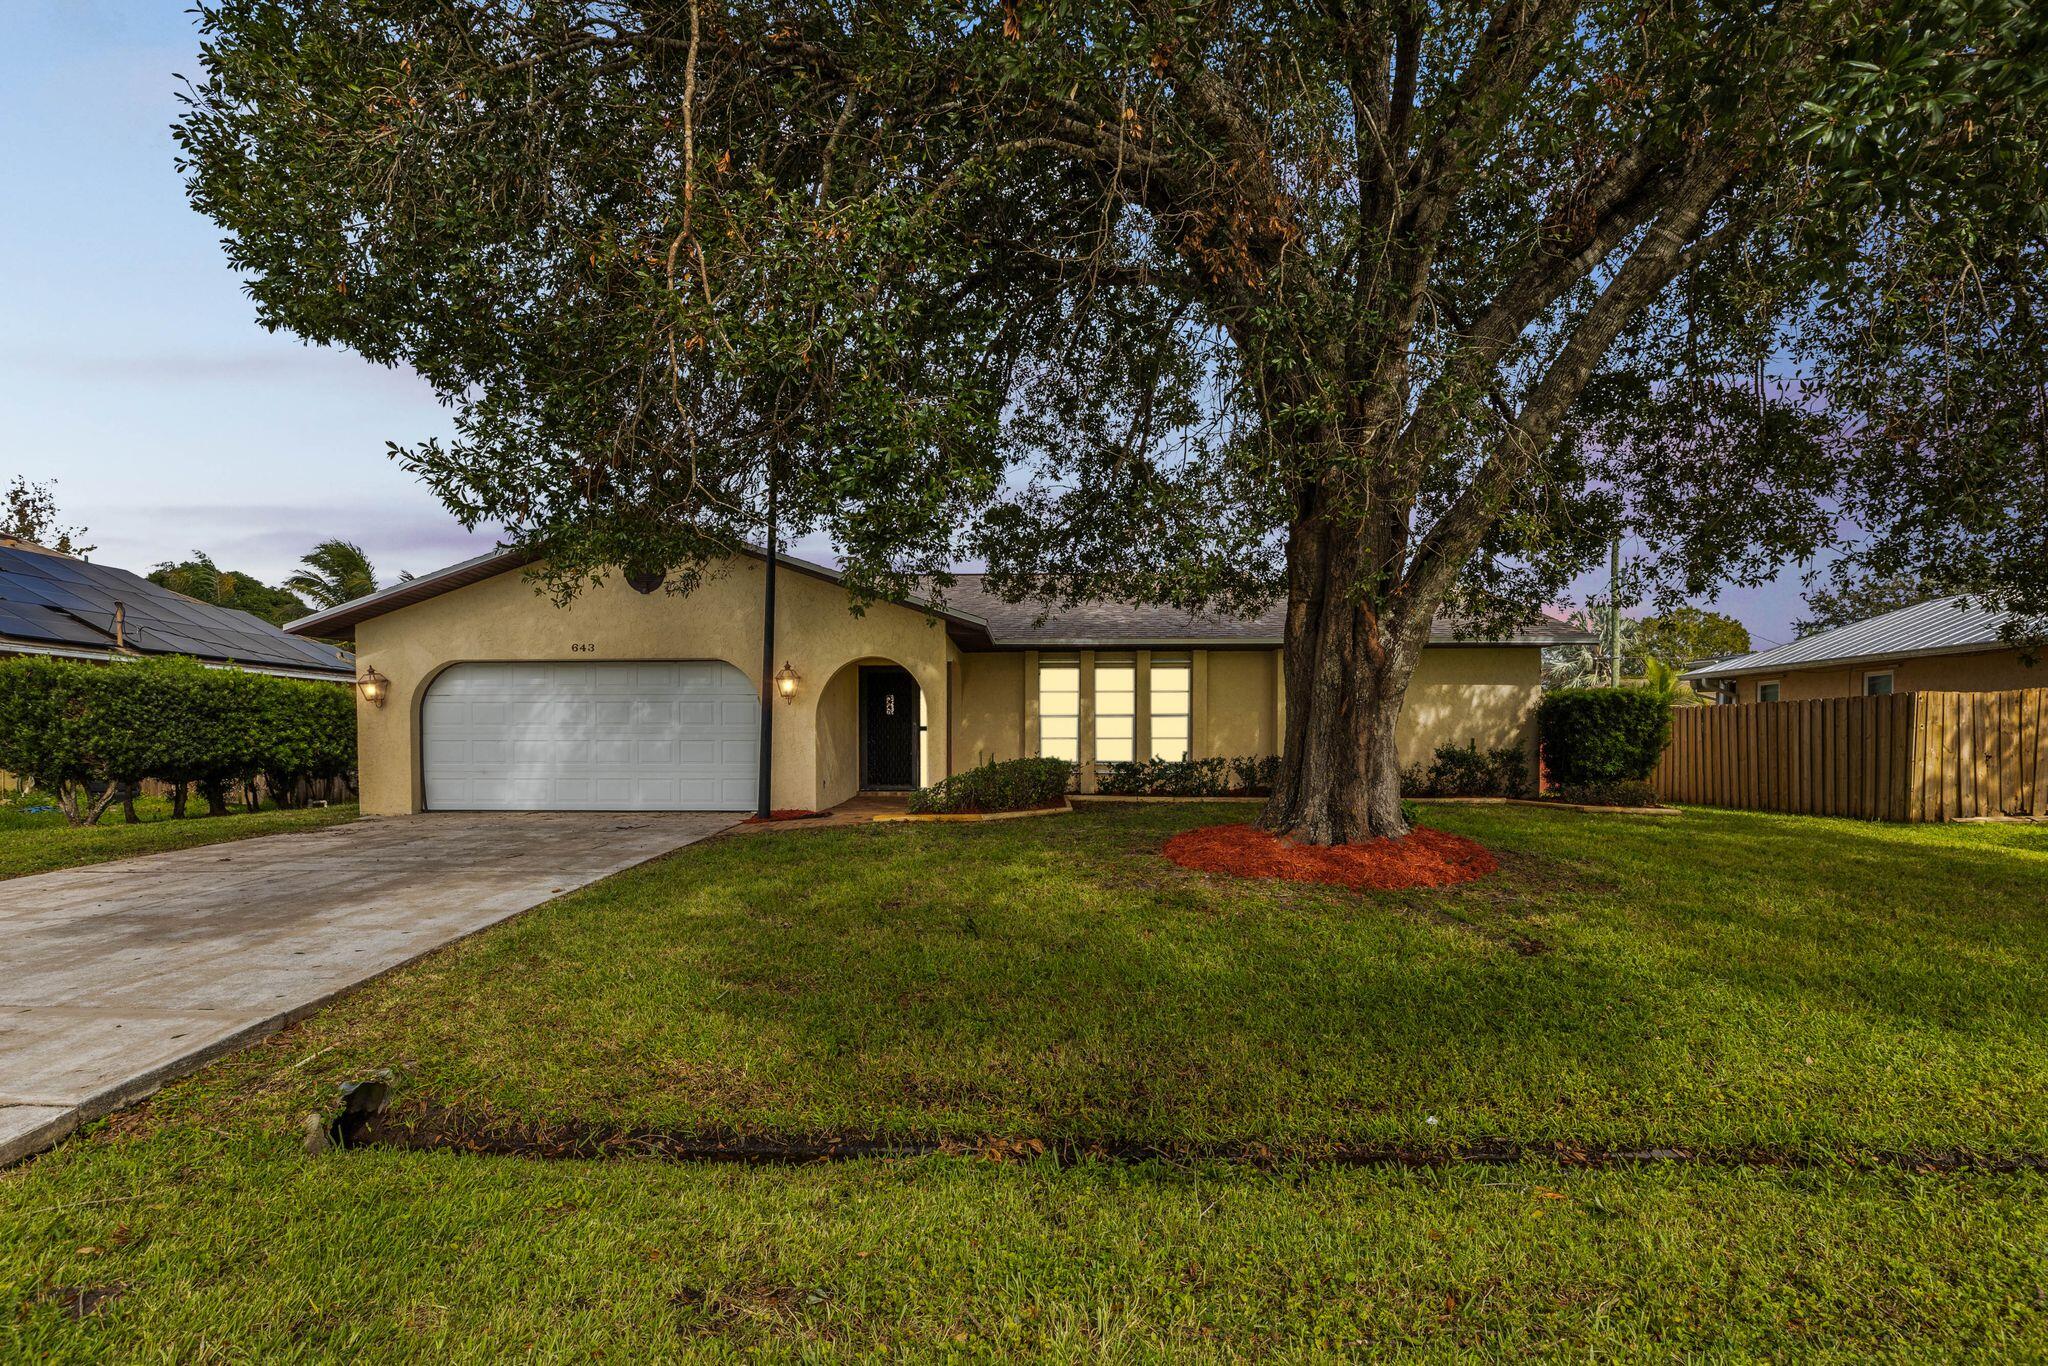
[{"xmin": 287, "ymin": 547, "xmax": 1593, "ymax": 814}]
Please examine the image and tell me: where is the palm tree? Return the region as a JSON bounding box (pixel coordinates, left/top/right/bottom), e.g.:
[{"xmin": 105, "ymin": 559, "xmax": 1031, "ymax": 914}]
[{"xmin": 286, "ymin": 539, "xmax": 386, "ymax": 609}]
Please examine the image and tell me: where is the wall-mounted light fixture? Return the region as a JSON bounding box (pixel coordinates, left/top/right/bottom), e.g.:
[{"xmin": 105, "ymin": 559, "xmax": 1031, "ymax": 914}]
[
  {"xmin": 356, "ymin": 666, "xmax": 390, "ymax": 708},
  {"xmin": 774, "ymin": 661, "xmax": 800, "ymax": 703}
]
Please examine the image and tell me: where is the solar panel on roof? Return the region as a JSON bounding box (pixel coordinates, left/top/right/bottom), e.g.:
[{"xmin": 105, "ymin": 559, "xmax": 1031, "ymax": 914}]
[
  {"xmin": 0, "ymin": 601, "xmax": 117, "ymax": 647},
  {"xmin": 0, "ymin": 544, "xmax": 352, "ymax": 675}
]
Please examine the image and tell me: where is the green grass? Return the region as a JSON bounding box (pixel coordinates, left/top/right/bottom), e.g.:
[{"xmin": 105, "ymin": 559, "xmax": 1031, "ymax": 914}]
[
  {"xmin": 83, "ymin": 801, "xmax": 2045, "ymax": 1157},
  {"xmin": 6, "ymin": 1137, "xmax": 2044, "ymax": 1360},
  {"xmin": 0, "ymin": 797, "xmax": 358, "ymax": 880},
  {"xmin": 3, "ymin": 803, "xmax": 2046, "ymax": 1357}
]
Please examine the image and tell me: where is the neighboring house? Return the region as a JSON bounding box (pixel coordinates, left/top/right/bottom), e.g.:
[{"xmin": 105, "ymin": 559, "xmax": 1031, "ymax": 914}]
[
  {"xmin": 1684, "ymin": 594, "xmax": 2042, "ymax": 704},
  {"xmin": 287, "ymin": 546, "xmax": 1593, "ymax": 815},
  {"xmin": 0, "ymin": 537, "xmax": 355, "ymax": 682}
]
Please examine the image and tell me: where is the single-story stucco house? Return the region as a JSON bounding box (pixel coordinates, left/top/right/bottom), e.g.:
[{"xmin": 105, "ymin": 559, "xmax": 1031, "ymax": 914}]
[
  {"xmin": 1685, "ymin": 594, "xmax": 2043, "ymax": 704},
  {"xmin": 286, "ymin": 546, "xmax": 1594, "ymax": 814}
]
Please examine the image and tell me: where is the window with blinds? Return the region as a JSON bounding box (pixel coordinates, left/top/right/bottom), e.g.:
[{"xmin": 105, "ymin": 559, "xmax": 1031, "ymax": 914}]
[
  {"xmin": 1150, "ymin": 653, "xmax": 1192, "ymax": 760},
  {"xmin": 1038, "ymin": 655, "xmax": 1081, "ymax": 761},
  {"xmin": 1095, "ymin": 654, "xmax": 1136, "ymax": 763}
]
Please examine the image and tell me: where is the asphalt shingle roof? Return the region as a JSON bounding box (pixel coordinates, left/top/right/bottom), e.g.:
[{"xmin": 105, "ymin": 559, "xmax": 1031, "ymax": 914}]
[
  {"xmin": 1684, "ymin": 594, "xmax": 2022, "ymax": 680},
  {"xmin": 287, "ymin": 549, "xmax": 1592, "ymax": 649},
  {"xmin": 0, "ymin": 541, "xmax": 355, "ymax": 677},
  {"xmin": 934, "ymin": 574, "xmax": 1592, "ymax": 646}
]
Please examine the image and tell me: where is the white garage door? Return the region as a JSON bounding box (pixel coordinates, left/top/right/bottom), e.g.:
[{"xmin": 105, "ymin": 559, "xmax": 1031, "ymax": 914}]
[{"xmin": 422, "ymin": 661, "xmax": 759, "ymax": 811}]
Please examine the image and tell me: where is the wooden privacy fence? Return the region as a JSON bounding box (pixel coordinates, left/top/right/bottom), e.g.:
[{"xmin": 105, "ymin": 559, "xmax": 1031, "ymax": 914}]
[{"xmin": 1653, "ymin": 688, "xmax": 2048, "ymax": 821}]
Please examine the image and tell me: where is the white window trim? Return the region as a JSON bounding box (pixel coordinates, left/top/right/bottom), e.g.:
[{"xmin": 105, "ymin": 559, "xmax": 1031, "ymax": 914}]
[
  {"xmin": 1863, "ymin": 670, "xmax": 1895, "ymax": 697},
  {"xmin": 1755, "ymin": 680, "xmax": 1782, "ymax": 703}
]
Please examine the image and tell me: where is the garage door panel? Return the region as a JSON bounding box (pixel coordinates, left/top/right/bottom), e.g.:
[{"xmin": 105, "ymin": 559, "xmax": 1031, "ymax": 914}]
[{"xmin": 423, "ymin": 660, "xmax": 758, "ymax": 811}]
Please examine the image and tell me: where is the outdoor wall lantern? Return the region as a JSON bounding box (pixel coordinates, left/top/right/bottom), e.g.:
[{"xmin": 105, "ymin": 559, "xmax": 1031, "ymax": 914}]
[
  {"xmin": 774, "ymin": 661, "xmax": 801, "ymax": 702},
  {"xmin": 356, "ymin": 666, "xmax": 390, "ymax": 708}
]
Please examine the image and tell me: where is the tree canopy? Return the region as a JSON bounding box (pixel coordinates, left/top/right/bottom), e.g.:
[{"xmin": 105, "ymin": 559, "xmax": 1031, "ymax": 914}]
[
  {"xmin": 177, "ymin": 0, "xmax": 2048, "ymax": 840},
  {"xmin": 2, "ymin": 477, "xmax": 93, "ymax": 556},
  {"xmin": 1637, "ymin": 607, "xmax": 1751, "ymax": 669},
  {"xmin": 150, "ymin": 552, "xmax": 311, "ymax": 627},
  {"xmin": 284, "ymin": 539, "xmax": 395, "ymax": 611}
]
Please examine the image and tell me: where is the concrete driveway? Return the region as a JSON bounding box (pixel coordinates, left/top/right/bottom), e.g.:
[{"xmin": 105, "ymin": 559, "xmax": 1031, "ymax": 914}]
[{"xmin": 0, "ymin": 811, "xmax": 736, "ymax": 1165}]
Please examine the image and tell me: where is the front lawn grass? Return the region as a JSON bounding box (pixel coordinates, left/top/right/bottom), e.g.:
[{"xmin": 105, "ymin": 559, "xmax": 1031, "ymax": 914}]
[
  {"xmin": 0, "ymin": 798, "xmax": 359, "ymax": 880},
  {"xmin": 3, "ymin": 802, "xmax": 2045, "ymax": 1358},
  {"xmin": 92, "ymin": 801, "xmax": 2047, "ymax": 1158},
  {"xmin": 7, "ymin": 1133, "xmax": 2044, "ymax": 1359}
]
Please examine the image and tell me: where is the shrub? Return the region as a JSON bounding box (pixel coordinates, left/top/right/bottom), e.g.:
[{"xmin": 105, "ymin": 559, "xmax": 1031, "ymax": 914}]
[
  {"xmin": 0, "ymin": 654, "xmax": 357, "ymax": 823},
  {"xmin": 0, "ymin": 656, "xmax": 99, "ymax": 822},
  {"xmin": 253, "ymin": 676, "xmax": 357, "ymax": 805},
  {"xmin": 1552, "ymin": 778, "xmax": 1660, "ymax": 808},
  {"xmin": 1538, "ymin": 687, "xmax": 1672, "ymax": 787},
  {"xmin": 1229, "ymin": 754, "xmax": 1282, "ymax": 794},
  {"xmin": 1094, "ymin": 754, "xmax": 1278, "ymax": 797},
  {"xmin": 909, "ymin": 757, "xmax": 1075, "ymax": 814},
  {"xmin": 1401, "ymin": 740, "xmax": 1531, "ymax": 798}
]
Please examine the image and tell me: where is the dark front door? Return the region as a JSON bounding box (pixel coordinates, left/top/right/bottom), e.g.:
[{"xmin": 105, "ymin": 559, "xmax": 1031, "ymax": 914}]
[{"xmin": 859, "ymin": 666, "xmax": 921, "ymax": 790}]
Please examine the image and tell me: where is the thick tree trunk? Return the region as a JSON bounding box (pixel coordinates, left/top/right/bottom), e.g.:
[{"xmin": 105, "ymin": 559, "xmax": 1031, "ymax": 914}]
[
  {"xmin": 1259, "ymin": 520, "xmax": 1427, "ymax": 846},
  {"xmin": 172, "ymin": 781, "xmax": 188, "ymax": 819}
]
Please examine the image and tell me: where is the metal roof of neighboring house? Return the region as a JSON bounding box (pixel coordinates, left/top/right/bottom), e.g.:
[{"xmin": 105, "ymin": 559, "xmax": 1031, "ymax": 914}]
[
  {"xmin": 0, "ymin": 539, "xmax": 355, "ymax": 679},
  {"xmin": 286, "ymin": 546, "xmax": 1595, "ymax": 649},
  {"xmin": 1683, "ymin": 594, "xmax": 2024, "ymax": 681}
]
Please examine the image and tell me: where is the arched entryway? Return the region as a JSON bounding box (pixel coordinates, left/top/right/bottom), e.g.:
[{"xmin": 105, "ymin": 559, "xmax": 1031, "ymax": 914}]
[{"xmin": 815, "ymin": 657, "xmax": 928, "ymax": 806}]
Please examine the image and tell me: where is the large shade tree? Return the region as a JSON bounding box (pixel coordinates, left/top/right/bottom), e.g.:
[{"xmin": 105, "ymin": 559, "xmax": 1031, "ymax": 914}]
[{"xmin": 178, "ymin": 0, "xmax": 2046, "ymax": 842}]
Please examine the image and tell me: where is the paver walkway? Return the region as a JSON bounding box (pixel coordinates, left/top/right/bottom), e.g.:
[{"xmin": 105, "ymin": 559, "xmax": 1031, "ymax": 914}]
[{"xmin": 0, "ymin": 811, "xmax": 735, "ymax": 1165}]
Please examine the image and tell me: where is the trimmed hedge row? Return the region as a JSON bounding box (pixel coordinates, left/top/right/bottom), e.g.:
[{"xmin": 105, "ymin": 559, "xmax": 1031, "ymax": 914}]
[
  {"xmin": 1537, "ymin": 687, "xmax": 1671, "ymax": 787},
  {"xmin": 0, "ymin": 655, "xmax": 355, "ymax": 825},
  {"xmin": 1095, "ymin": 754, "xmax": 1280, "ymax": 797},
  {"xmin": 908, "ymin": 757, "xmax": 1075, "ymax": 814},
  {"xmin": 1401, "ymin": 740, "xmax": 1533, "ymax": 799}
]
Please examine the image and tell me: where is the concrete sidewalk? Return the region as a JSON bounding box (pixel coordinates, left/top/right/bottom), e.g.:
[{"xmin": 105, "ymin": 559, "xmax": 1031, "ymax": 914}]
[{"xmin": 0, "ymin": 811, "xmax": 734, "ymax": 1165}]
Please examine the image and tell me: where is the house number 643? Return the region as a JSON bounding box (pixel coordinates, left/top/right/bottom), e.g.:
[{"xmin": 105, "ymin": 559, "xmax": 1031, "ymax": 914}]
[{"xmin": 570, "ymin": 642, "xmax": 598, "ymax": 652}]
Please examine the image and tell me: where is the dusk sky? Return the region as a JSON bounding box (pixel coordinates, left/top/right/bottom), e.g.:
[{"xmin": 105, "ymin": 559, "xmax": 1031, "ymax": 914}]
[{"xmin": 4, "ymin": 2, "xmax": 1815, "ymax": 649}]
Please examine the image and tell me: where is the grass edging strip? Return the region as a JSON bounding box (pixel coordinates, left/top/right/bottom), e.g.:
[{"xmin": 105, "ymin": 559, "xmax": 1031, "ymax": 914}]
[
  {"xmin": 1410, "ymin": 796, "xmax": 1683, "ymax": 816},
  {"xmin": 346, "ymin": 1111, "xmax": 2048, "ymax": 1176}
]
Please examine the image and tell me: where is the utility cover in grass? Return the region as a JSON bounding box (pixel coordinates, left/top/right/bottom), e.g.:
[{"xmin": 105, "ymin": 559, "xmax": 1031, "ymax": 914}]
[{"xmin": 1163, "ymin": 822, "xmax": 1497, "ymax": 889}]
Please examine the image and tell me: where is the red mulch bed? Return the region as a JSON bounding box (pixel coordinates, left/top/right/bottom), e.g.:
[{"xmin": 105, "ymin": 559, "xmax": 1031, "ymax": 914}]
[
  {"xmin": 1162, "ymin": 822, "xmax": 1497, "ymax": 890},
  {"xmin": 741, "ymin": 809, "xmax": 829, "ymax": 824}
]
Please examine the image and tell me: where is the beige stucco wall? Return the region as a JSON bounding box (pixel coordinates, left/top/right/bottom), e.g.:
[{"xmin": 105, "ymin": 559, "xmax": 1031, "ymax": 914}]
[
  {"xmin": 1205, "ymin": 649, "xmax": 1278, "ymax": 757},
  {"xmin": 952, "ymin": 652, "xmax": 1029, "ymax": 769},
  {"xmin": 352, "ymin": 557, "xmax": 954, "ymax": 815},
  {"xmin": 1395, "ymin": 646, "xmax": 1545, "ymax": 766},
  {"xmin": 1730, "ymin": 647, "xmax": 2043, "ymax": 703}
]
